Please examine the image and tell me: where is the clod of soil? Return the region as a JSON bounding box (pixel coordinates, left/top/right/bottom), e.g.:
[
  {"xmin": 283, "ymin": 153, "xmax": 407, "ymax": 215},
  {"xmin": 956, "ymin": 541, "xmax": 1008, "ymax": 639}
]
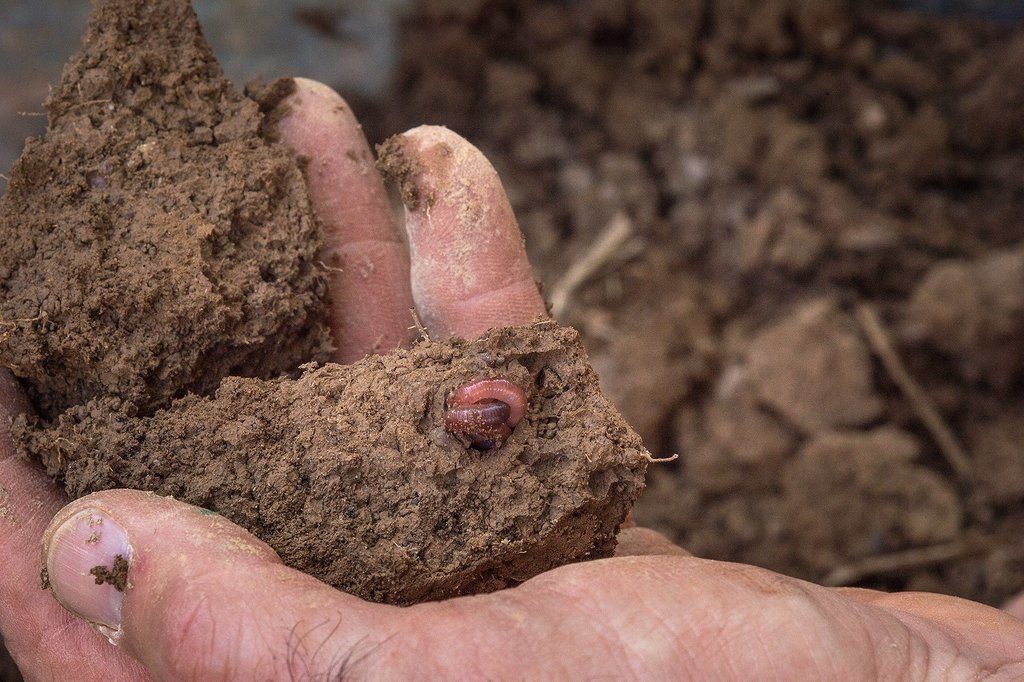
[
  {"xmin": 745, "ymin": 298, "xmax": 883, "ymax": 433},
  {"xmin": 781, "ymin": 428, "xmax": 962, "ymax": 573},
  {"xmin": 0, "ymin": 0, "xmax": 331, "ymax": 419},
  {"xmin": 19, "ymin": 325, "xmax": 649, "ymax": 604}
]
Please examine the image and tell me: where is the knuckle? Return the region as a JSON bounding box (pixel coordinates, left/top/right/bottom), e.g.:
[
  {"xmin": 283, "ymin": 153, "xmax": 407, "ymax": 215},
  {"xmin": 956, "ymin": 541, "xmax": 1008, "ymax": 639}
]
[
  {"xmin": 144, "ymin": 572, "xmax": 252, "ymax": 680},
  {"xmin": 155, "ymin": 591, "xmax": 219, "ymax": 677}
]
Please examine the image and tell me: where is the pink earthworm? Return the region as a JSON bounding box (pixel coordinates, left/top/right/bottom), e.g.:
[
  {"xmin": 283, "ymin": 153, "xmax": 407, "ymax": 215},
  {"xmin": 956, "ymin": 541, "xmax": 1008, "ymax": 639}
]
[{"xmin": 444, "ymin": 379, "xmax": 528, "ymax": 449}]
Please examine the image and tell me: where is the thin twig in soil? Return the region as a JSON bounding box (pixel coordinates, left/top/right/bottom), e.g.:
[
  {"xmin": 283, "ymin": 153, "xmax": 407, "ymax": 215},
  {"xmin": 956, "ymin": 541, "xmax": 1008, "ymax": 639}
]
[
  {"xmin": 19, "ymin": 99, "xmax": 111, "ymax": 119},
  {"xmin": 66, "ymin": 98, "xmax": 111, "ymax": 113},
  {"xmin": 644, "ymin": 453, "xmax": 680, "ymax": 464},
  {"xmin": 317, "ymin": 260, "xmax": 344, "ymax": 273},
  {"xmin": 408, "ymin": 308, "xmax": 430, "ymax": 342},
  {"xmin": 549, "ymin": 212, "xmax": 636, "ymax": 318},
  {"xmin": 0, "ymin": 314, "xmax": 42, "ymax": 327},
  {"xmin": 855, "ymin": 302, "xmax": 973, "ymax": 482},
  {"xmin": 823, "ymin": 536, "xmax": 990, "ymax": 586}
]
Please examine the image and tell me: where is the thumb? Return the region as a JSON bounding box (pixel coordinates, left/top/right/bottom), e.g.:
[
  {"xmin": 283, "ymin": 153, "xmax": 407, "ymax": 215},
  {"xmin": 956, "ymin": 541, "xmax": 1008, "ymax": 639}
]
[{"xmin": 42, "ymin": 490, "xmax": 405, "ymax": 680}]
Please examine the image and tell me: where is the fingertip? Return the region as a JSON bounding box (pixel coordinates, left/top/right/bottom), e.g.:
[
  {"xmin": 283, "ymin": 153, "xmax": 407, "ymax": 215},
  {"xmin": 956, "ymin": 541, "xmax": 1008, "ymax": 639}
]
[
  {"xmin": 43, "ymin": 489, "xmax": 280, "ymax": 565},
  {"xmin": 378, "ymin": 126, "xmax": 548, "ymax": 340},
  {"xmin": 41, "ymin": 490, "xmax": 398, "ymax": 679},
  {"xmin": 42, "ymin": 490, "xmax": 290, "ymax": 669},
  {"xmin": 378, "ymin": 125, "xmax": 471, "ymax": 213}
]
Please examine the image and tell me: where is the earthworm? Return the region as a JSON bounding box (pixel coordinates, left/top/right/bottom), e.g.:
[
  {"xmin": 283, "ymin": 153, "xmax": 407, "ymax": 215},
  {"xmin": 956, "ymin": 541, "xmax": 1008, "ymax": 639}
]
[{"xmin": 444, "ymin": 379, "xmax": 527, "ymax": 449}]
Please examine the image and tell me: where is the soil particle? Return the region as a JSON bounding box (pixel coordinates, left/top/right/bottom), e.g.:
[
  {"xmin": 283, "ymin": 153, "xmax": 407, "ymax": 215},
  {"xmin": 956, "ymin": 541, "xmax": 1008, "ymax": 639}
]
[
  {"xmin": 0, "ymin": 0, "xmax": 331, "ymax": 419},
  {"xmin": 19, "ymin": 324, "xmax": 649, "ymax": 604},
  {"xmin": 586, "ymin": 270, "xmax": 715, "ymax": 449},
  {"xmin": 966, "ymin": 410, "xmax": 1024, "ymax": 506},
  {"xmin": 901, "ymin": 246, "xmax": 1024, "ymax": 389},
  {"xmin": 90, "ymin": 555, "xmax": 129, "ymax": 592},
  {"xmin": 674, "ymin": 388, "xmax": 795, "ymax": 495}
]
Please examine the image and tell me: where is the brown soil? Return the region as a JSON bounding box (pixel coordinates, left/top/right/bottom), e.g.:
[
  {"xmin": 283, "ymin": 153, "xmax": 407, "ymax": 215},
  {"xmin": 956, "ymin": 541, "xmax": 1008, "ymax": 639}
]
[
  {"xmin": 390, "ymin": 0, "xmax": 1024, "ymax": 606},
  {"xmin": 19, "ymin": 324, "xmax": 648, "ymax": 604},
  {"xmin": 0, "ymin": 0, "xmax": 331, "ymax": 419}
]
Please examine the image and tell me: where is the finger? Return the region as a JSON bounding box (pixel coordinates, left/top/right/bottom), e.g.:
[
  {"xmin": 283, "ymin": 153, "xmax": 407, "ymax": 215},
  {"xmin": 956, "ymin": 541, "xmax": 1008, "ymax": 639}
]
[
  {"xmin": 41, "ymin": 487, "xmax": 1024, "ymax": 679},
  {"xmin": 1007, "ymin": 593, "xmax": 1024, "ymax": 620},
  {"xmin": 840, "ymin": 588, "xmax": 1024, "ymax": 664},
  {"xmin": 278, "ymin": 78, "xmax": 414, "ymax": 363},
  {"xmin": 406, "ymin": 557, "xmax": 1024, "ymax": 678},
  {"xmin": 378, "ymin": 125, "xmax": 548, "ymax": 340},
  {"xmin": 42, "ymin": 490, "xmax": 404, "ymax": 680},
  {"xmin": 0, "ymin": 371, "xmax": 143, "ymax": 680},
  {"xmin": 614, "ymin": 527, "xmax": 690, "ymax": 557}
]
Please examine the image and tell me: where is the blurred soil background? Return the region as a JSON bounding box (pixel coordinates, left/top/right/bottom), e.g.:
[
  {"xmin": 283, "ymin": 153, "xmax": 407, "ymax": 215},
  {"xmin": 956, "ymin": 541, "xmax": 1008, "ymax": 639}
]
[{"xmin": 2, "ymin": 0, "xmax": 1024, "ymax": 677}]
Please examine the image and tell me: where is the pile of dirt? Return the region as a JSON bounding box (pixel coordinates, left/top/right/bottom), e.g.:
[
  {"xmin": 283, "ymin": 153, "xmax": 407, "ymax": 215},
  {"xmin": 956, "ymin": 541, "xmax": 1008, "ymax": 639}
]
[
  {"xmin": 391, "ymin": 0, "xmax": 1024, "ymax": 606},
  {"xmin": 0, "ymin": 0, "xmax": 648, "ymax": 607}
]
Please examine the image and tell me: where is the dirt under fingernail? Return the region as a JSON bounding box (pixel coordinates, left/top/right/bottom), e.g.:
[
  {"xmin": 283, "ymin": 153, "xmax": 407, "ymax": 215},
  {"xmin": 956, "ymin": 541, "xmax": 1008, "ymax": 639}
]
[{"xmin": 376, "ymin": 134, "xmax": 425, "ymax": 210}]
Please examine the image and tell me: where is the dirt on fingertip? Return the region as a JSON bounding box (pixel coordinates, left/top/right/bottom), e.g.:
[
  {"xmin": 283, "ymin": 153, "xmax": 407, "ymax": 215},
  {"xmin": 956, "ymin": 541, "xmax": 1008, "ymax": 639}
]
[
  {"xmin": 376, "ymin": 134, "xmax": 425, "ymax": 210},
  {"xmin": 89, "ymin": 555, "xmax": 129, "ymax": 593},
  {"xmin": 20, "ymin": 324, "xmax": 648, "ymax": 604}
]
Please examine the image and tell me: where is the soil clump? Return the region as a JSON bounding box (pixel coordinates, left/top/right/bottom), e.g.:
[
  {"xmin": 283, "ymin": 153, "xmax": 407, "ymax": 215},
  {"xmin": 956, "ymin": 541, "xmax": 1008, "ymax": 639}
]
[
  {"xmin": 0, "ymin": 0, "xmax": 331, "ymax": 419},
  {"xmin": 19, "ymin": 325, "xmax": 648, "ymax": 604}
]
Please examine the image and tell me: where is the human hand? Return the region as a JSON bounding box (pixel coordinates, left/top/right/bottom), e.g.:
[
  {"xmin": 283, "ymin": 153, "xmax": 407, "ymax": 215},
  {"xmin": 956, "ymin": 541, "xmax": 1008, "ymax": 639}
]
[{"xmin": 1, "ymin": 79, "xmax": 1022, "ymax": 680}]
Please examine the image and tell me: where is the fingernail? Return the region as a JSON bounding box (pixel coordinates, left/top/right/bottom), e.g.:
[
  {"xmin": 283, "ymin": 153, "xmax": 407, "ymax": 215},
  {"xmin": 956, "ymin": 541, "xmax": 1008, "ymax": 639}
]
[{"xmin": 45, "ymin": 509, "xmax": 131, "ymax": 633}]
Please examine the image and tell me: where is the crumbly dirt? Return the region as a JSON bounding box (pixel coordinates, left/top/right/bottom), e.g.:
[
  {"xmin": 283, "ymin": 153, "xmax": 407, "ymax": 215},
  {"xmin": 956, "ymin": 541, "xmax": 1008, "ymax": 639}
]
[
  {"xmin": 391, "ymin": 0, "xmax": 1024, "ymax": 606},
  {"xmin": 0, "ymin": 0, "xmax": 331, "ymax": 419},
  {"xmin": 89, "ymin": 555, "xmax": 129, "ymax": 592},
  {"xmin": 19, "ymin": 324, "xmax": 649, "ymax": 604},
  {"xmin": 376, "ymin": 135, "xmax": 426, "ymax": 210}
]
